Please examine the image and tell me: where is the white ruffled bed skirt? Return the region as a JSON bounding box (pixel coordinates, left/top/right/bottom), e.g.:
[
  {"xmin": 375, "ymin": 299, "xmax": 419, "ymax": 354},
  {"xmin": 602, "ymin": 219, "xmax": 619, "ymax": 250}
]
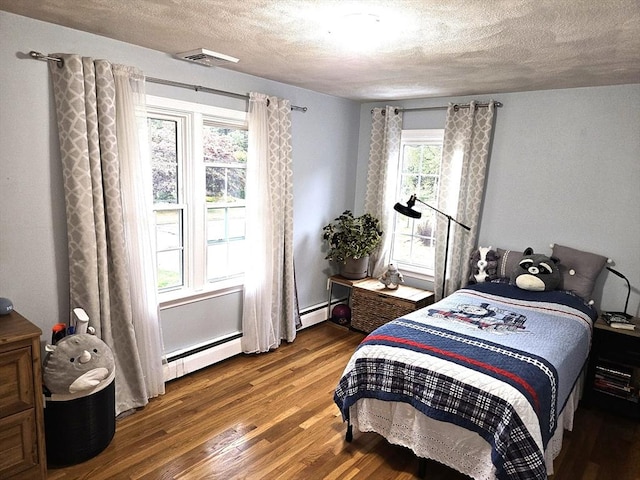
[{"xmin": 349, "ymin": 372, "xmax": 583, "ymax": 479}]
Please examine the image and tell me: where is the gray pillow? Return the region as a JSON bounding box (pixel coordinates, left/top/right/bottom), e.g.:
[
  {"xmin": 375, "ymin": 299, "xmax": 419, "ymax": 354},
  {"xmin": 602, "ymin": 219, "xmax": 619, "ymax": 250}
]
[
  {"xmin": 496, "ymin": 248, "xmax": 523, "ymax": 279},
  {"xmin": 551, "ymin": 244, "xmax": 607, "ymax": 301}
]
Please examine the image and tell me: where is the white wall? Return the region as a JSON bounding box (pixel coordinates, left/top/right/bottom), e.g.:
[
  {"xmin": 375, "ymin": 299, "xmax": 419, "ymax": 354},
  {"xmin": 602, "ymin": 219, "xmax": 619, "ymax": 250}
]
[
  {"xmin": 0, "ymin": 11, "xmax": 360, "ymax": 354},
  {"xmin": 357, "ymin": 84, "xmax": 640, "ymax": 316}
]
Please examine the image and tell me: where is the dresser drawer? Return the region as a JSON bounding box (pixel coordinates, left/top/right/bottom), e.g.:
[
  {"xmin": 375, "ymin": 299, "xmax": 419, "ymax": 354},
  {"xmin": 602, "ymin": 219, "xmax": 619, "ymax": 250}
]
[
  {"xmin": 0, "ymin": 347, "xmax": 35, "ymax": 416},
  {"xmin": 0, "ymin": 409, "xmax": 37, "ymax": 478}
]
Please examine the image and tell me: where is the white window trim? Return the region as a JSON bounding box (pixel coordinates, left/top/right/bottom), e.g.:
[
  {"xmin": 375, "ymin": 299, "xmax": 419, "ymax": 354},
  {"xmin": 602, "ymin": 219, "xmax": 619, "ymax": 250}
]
[
  {"xmin": 401, "ymin": 128, "xmax": 443, "ymax": 144},
  {"xmin": 146, "ymin": 96, "xmax": 248, "ymax": 306}
]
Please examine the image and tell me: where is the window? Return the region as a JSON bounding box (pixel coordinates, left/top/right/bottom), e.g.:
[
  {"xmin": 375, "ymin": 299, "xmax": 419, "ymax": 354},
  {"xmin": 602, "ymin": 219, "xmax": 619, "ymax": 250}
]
[
  {"xmin": 390, "ymin": 129, "xmax": 444, "ymax": 277},
  {"xmin": 146, "ymin": 96, "xmax": 248, "ymax": 299}
]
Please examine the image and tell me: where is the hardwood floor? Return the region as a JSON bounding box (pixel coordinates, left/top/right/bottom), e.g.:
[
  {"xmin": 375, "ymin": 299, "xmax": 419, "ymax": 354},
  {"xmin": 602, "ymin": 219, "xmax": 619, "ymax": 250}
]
[{"xmin": 48, "ymin": 322, "xmax": 640, "ymax": 480}]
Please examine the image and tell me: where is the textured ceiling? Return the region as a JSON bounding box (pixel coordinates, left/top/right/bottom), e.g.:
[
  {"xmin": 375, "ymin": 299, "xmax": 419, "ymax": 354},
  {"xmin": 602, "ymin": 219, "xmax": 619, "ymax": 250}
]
[{"xmin": 2, "ymin": 0, "xmax": 639, "ymax": 101}]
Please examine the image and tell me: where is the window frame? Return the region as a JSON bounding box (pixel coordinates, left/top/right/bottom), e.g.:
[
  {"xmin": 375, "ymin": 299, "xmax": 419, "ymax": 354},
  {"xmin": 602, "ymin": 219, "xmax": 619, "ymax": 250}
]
[
  {"xmin": 390, "ymin": 128, "xmax": 445, "ymax": 280},
  {"xmin": 148, "ymin": 110, "xmax": 189, "ymax": 293},
  {"xmin": 146, "ymin": 95, "xmax": 248, "ymax": 306}
]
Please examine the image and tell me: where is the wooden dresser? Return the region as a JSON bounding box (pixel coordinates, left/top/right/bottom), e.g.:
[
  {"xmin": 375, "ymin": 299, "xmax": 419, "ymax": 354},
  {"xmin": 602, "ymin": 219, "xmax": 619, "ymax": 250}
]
[{"xmin": 0, "ymin": 310, "xmax": 47, "ymax": 479}]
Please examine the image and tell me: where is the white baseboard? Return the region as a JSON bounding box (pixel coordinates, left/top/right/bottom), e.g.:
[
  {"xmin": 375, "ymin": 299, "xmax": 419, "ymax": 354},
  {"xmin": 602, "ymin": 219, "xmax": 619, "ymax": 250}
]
[
  {"xmin": 163, "ymin": 305, "xmax": 328, "ymax": 382},
  {"xmin": 299, "ymin": 303, "xmax": 328, "ymax": 329},
  {"xmin": 163, "ymin": 337, "xmax": 243, "ymax": 382}
]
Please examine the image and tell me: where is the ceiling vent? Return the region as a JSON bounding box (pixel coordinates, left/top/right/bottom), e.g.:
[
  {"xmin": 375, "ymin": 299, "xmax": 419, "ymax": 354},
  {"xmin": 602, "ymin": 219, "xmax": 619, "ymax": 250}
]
[{"xmin": 176, "ymin": 48, "xmax": 239, "ymax": 67}]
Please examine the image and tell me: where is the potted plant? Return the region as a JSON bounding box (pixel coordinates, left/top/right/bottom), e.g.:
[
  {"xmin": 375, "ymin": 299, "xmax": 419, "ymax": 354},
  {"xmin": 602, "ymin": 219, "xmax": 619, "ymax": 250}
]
[{"xmin": 322, "ymin": 210, "xmax": 383, "ymax": 279}]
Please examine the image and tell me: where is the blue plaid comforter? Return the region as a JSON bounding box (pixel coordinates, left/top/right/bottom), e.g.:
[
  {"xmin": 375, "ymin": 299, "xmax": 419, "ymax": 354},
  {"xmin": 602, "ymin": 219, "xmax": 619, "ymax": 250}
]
[{"xmin": 334, "ymin": 282, "xmax": 595, "ymax": 480}]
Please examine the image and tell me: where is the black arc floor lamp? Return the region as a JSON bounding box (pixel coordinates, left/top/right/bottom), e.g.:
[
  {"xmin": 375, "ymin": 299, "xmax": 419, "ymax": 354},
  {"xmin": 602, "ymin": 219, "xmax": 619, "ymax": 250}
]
[{"xmin": 394, "ymin": 195, "xmax": 471, "ymax": 296}]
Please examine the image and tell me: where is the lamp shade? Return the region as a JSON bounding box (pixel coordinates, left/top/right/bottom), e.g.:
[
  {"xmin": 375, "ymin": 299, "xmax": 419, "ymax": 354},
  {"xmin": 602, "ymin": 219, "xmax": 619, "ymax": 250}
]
[{"xmin": 394, "ymin": 196, "xmax": 421, "ymax": 219}]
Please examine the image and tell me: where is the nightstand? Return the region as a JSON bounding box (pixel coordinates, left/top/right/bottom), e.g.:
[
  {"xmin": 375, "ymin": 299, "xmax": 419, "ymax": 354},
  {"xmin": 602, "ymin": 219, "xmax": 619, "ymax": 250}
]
[
  {"xmin": 326, "ymin": 275, "xmax": 369, "ymax": 321},
  {"xmin": 585, "ymin": 316, "xmax": 640, "ymax": 418},
  {"xmin": 351, "ymin": 278, "xmax": 434, "ymax": 333}
]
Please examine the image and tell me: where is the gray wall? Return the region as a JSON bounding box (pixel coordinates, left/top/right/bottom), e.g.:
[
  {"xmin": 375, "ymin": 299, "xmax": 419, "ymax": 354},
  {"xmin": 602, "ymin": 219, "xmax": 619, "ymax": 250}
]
[
  {"xmin": 357, "ymin": 85, "xmax": 640, "ymax": 316},
  {"xmin": 0, "ymin": 11, "xmax": 360, "ymax": 354},
  {"xmin": 2, "ymin": 11, "xmax": 638, "ymax": 358}
]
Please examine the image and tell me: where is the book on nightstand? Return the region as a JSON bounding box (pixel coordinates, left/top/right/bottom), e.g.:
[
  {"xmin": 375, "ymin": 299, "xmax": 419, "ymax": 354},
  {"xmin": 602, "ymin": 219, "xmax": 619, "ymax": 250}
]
[
  {"xmin": 602, "ymin": 312, "xmax": 636, "ymax": 330},
  {"xmin": 593, "ymin": 361, "xmax": 638, "ymax": 402}
]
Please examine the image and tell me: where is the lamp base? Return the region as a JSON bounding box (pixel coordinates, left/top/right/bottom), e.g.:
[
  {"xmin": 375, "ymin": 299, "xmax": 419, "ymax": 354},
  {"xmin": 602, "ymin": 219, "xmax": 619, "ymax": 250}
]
[{"xmin": 602, "ymin": 311, "xmax": 632, "ymax": 321}]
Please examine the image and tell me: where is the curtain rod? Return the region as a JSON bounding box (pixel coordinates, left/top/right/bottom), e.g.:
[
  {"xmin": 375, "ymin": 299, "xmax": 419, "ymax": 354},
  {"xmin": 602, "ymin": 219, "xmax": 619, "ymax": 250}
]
[
  {"xmin": 28, "ymin": 51, "xmax": 308, "ymax": 112},
  {"xmin": 372, "ymin": 101, "xmax": 503, "ymax": 115},
  {"xmin": 145, "ymin": 76, "xmax": 308, "ymax": 112}
]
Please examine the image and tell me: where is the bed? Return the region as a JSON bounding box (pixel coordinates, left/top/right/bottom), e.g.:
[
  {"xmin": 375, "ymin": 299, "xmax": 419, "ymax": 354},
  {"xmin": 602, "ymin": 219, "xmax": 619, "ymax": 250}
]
[{"xmin": 334, "ymin": 280, "xmax": 597, "ymax": 480}]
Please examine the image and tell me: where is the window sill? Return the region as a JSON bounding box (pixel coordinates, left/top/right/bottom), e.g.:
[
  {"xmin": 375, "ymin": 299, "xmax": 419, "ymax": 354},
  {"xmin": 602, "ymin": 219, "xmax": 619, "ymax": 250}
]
[
  {"xmin": 398, "ymin": 268, "xmax": 435, "ymax": 291},
  {"xmin": 395, "ymin": 262, "xmax": 434, "ymax": 281},
  {"xmin": 159, "ymin": 277, "xmax": 244, "ymax": 309},
  {"xmin": 401, "ymin": 269, "xmax": 434, "ymax": 282}
]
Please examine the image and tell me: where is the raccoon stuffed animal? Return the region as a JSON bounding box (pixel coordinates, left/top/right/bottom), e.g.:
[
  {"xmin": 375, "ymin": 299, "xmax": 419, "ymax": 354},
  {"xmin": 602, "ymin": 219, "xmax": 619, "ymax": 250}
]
[{"xmin": 510, "ymin": 247, "xmax": 561, "ymax": 292}]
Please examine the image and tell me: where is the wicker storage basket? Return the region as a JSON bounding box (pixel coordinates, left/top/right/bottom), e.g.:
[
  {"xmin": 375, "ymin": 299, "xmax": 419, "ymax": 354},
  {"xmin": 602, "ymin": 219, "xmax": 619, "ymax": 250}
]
[{"xmin": 351, "ymin": 279, "xmax": 434, "ymax": 333}]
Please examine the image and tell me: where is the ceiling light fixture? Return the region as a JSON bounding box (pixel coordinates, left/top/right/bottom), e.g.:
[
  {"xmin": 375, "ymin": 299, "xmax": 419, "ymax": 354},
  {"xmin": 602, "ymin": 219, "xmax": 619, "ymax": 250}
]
[
  {"xmin": 328, "ymin": 13, "xmax": 382, "ymax": 51},
  {"xmin": 329, "ymin": 13, "xmax": 380, "ymax": 34}
]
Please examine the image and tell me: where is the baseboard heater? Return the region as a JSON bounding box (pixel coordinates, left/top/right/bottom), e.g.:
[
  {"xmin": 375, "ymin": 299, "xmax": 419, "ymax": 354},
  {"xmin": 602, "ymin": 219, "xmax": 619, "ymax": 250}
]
[
  {"xmin": 163, "ymin": 303, "xmax": 328, "ymax": 382},
  {"xmin": 165, "ymin": 333, "xmax": 243, "ymax": 363}
]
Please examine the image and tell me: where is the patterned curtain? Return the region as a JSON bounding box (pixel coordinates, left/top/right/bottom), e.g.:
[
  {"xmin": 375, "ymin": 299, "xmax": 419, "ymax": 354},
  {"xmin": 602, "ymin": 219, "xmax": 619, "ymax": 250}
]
[
  {"xmin": 242, "ymin": 93, "xmax": 300, "ymax": 354},
  {"xmin": 49, "ymin": 55, "xmax": 164, "ymax": 414},
  {"xmin": 435, "ymin": 101, "xmax": 497, "ymax": 299},
  {"xmin": 364, "ymin": 106, "xmax": 402, "ymax": 277}
]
